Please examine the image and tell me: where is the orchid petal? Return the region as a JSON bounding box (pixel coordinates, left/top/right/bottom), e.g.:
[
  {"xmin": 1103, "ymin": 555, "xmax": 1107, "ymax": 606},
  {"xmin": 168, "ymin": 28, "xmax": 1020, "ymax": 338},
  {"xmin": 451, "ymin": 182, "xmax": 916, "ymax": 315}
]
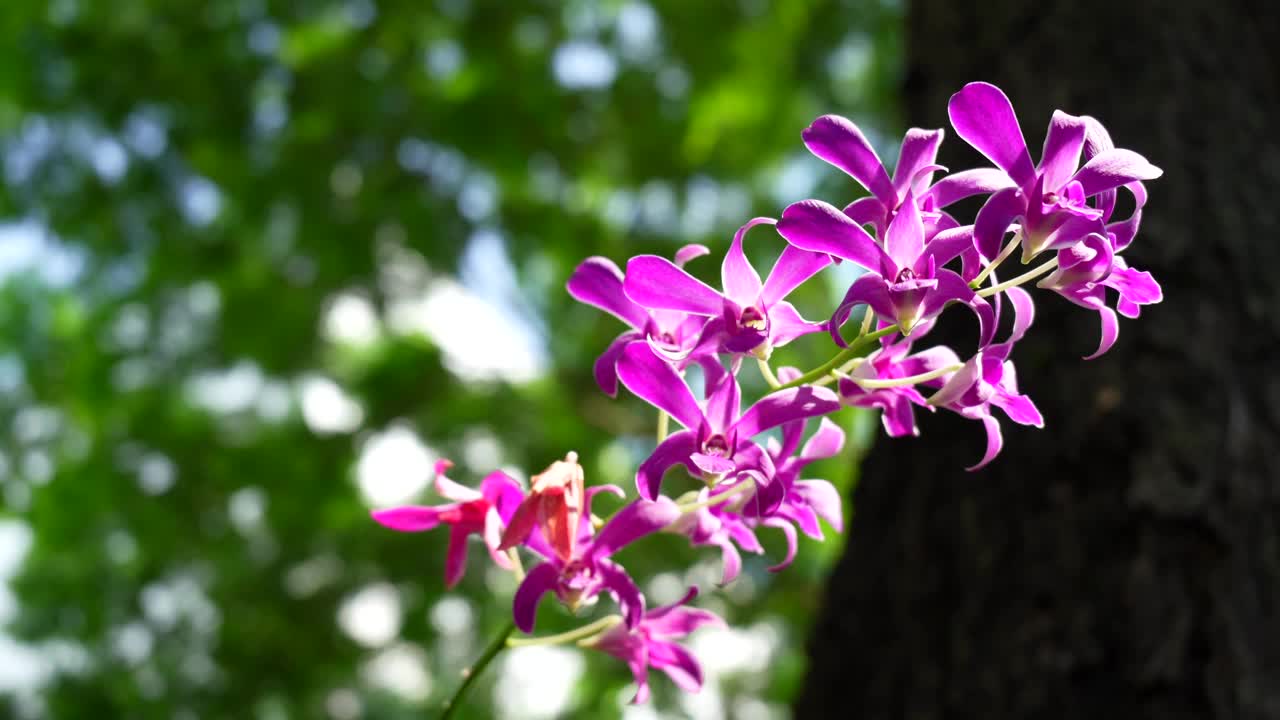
[
  {"xmin": 480, "ymin": 471, "xmax": 526, "ymax": 523},
  {"xmin": 830, "ymin": 274, "xmax": 895, "ymax": 348},
  {"xmin": 893, "ymin": 128, "xmax": 945, "ymax": 197},
  {"xmin": 885, "ymin": 189, "xmax": 926, "ymax": 269},
  {"xmin": 483, "ymin": 510, "xmax": 514, "ymax": 569},
  {"xmin": 647, "ymin": 602, "xmax": 724, "ymax": 638},
  {"xmin": 1071, "ymin": 148, "xmax": 1163, "ymax": 197},
  {"xmin": 734, "ymin": 385, "xmax": 842, "ymax": 439},
  {"xmin": 674, "ymin": 244, "xmax": 711, "ymax": 267},
  {"xmin": 594, "ymin": 331, "xmax": 641, "ymax": 397},
  {"xmin": 1103, "ymin": 262, "xmax": 1163, "ymax": 307},
  {"xmin": 843, "ymin": 196, "xmax": 887, "ymax": 228},
  {"xmin": 624, "ymin": 255, "xmax": 723, "ymax": 316},
  {"xmin": 767, "ymin": 301, "xmax": 824, "ymax": 347},
  {"xmin": 777, "ymin": 200, "xmax": 886, "ymax": 272},
  {"xmin": 690, "ymin": 453, "xmax": 736, "ymax": 475},
  {"xmin": 921, "ymin": 270, "xmax": 995, "ymax": 347},
  {"xmin": 761, "ymin": 245, "xmax": 831, "ymax": 307},
  {"xmin": 434, "ymin": 459, "xmax": 481, "ymax": 502},
  {"xmin": 973, "ymin": 187, "xmax": 1025, "ymax": 261},
  {"xmin": 925, "ymin": 168, "xmax": 1016, "ymax": 208},
  {"xmin": 650, "ymin": 641, "xmax": 705, "ymax": 694},
  {"xmin": 800, "ymin": 417, "xmax": 845, "ymax": 462},
  {"xmin": 993, "ymin": 391, "xmax": 1044, "ymax": 427},
  {"xmin": 589, "ymin": 498, "xmax": 683, "ymax": 561},
  {"xmin": 703, "ymin": 361, "xmax": 741, "ymax": 433},
  {"xmin": 793, "ymin": 480, "xmax": 844, "ymax": 533},
  {"xmin": 567, "ymin": 256, "xmax": 651, "ymax": 330},
  {"xmin": 918, "ymin": 224, "xmax": 975, "ymax": 271},
  {"xmin": 929, "ymin": 356, "xmax": 982, "ymax": 407},
  {"xmin": 444, "ymin": 525, "xmax": 470, "ymax": 589},
  {"xmin": 1038, "ymin": 110, "xmax": 1088, "ymax": 191},
  {"xmin": 370, "ymin": 505, "xmax": 446, "ymax": 533},
  {"xmin": 802, "ymin": 114, "xmax": 896, "ymax": 207},
  {"xmin": 616, "ymin": 343, "xmax": 706, "ymax": 433},
  {"xmin": 636, "ymin": 431, "xmax": 699, "ymax": 500},
  {"xmin": 1083, "ymin": 306, "xmax": 1120, "ymax": 360},
  {"xmin": 721, "ymin": 218, "xmax": 772, "ymax": 306},
  {"xmin": 598, "ymin": 559, "xmax": 647, "ymax": 628},
  {"xmin": 966, "ymin": 414, "xmax": 1004, "ymax": 471},
  {"xmin": 763, "ymin": 518, "xmax": 799, "ymax": 572},
  {"xmin": 948, "ymin": 82, "xmax": 1036, "ymax": 187},
  {"xmin": 512, "ymin": 561, "xmax": 560, "ymax": 633}
]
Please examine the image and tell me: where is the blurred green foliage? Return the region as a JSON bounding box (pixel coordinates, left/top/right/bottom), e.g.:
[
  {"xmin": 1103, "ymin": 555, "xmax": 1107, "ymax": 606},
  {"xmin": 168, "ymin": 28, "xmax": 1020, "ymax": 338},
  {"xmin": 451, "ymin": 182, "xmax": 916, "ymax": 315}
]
[{"xmin": 0, "ymin": 1, "xmax": 901, "ymax": 718}]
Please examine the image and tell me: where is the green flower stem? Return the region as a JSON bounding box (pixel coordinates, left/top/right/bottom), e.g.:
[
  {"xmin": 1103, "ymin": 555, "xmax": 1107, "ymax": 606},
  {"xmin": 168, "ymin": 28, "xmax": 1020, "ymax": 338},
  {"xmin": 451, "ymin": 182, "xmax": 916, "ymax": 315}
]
[
  {"xmin": 969, "ymin": 231, "xmax": 1023, "ymax": 289},
  {"xmin": 756, "ymin": 357, "xmax": 781, "ymax": 389},
  {"xmin": 770, "ymin": 325, "xmax": 900, "ymax": 393},
  {"xmin": 976, "ymin": 257, "xmax": 1058, "ymax": 298},
  {"xmin": 506, "ymin": 615, "xmax": 623, "ymax": 649},
  {"xmin": 656, "ymin": 410, "xmax": 669, "ymax": 444},
  {"xmin": 440, "ymin": 620, "xmax": 516, "ymax": 720},
  {"xmin": 840, "ymin": 362, "xmax": 963, "ymax": 389}
]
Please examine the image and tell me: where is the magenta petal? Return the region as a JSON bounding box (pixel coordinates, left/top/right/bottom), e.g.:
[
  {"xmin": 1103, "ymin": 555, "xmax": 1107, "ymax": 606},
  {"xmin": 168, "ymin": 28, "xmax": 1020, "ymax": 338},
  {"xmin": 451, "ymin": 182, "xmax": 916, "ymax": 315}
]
[
  {"xmin": 947, "ymin": 82, "xmax": 1036, "ymax": 188},
  {"xmin": 918, "ymin": 224, "xmax": 974, "ymax": 270},
  {"xmin": 793, "ymin": 480, "xmax": 844, "ymax": 533},
  {"xmin": 480, "ymin": 471, "xmax": 526, "ymax": 523},
  {"xmin": 594, "ymin": 332, "xmax": 641, "ymax": 397},
  {"xmin": 624, "ymin": 255, "xmax": 723, "ymax": 316},
  {"xmin": 777, "ymin": 200, "xmax": 886, "ymax": 272},
  {"xmin": 713, "ymin": 537, "xmax": 743, "ymax": 585},
  {"xmin": 921, "ymin": 270, "xmax": 995, "ymax": 347},
  {"xmin": 647, "ymin": 602, "xmax": 724, "ymax": 638},
  {"xmin": 1038, "ymin": 110, "xmax": 1088, "ymax": 192},
  {"xmin": 444, "ymin": 525, "xmax": 470, "ymax": 589},
  {"xmin": 926, "ymin": 168, "xmax": 1016, "ymax": 208},
  {"xmin": 930, "ymin": 355, "xmax": 982, "ymax": 407},
  {"xmin": 690, "ymin": 452, "xmax": 736, "ymax": 475},
  {"xmin": 767, "ymin": 301, "xmax": 824, "ymax": 348},
  {"xmin": 370, "ymin": 505, "xmax": 445, "ymax": 532},
  {"xmin": 484, "ymin": 510, "xmax": 514, "ymax": 568},
  {"xmin": 636, "ymin": 430, "xmax": 698, "ymax": 500},
  {"xmin": 843, "ymin": 196, "xmax": 887, "ymax": 228},
  {"xmin": 994, "ymin": 391, "xmax": 1044, "ymax": 427},
  {"xmin": 885, "ymin": 189, "xmax": 926, "ymax": 269},
  {"xmin": 434, "ymin": 459, "xmax": 482, "ymax": 502},
  {"xmin": 674, "ymin": 244, "xmax": 711, "ymax": 267},
  {"xmin": 567, "ymin": 256, "xmax": 651, "ymax": 330},
  {"xmin": 966, "ymin": 414, "xmax": 1004, "ymax": 471},
  {"xmin": 893, "ymin": 127, "xmax": 945, "ymax": 197},
  {"xmin": 899, "ymin": 345, "xmax": 963, "ymax": 377},
  {"xmin": 589, "ymin": 498, "xmax": 682, "ymax": 560},
  {"xmin": 1104, "ymin": 262, "xmax": 1163, "ymax": 307},
  {"xmin": 616, "ymin": 343, "xmax": 706, "ymax": 433},
  {"xmin": 1083, "ymin": 306, "xmax": 1120, "ymax": 360},
  {"xmin": 831, "ymin": 273, "xmax": 896, "ymax": 347},
  {"xmin": 734, "ymin": 385, "xmax": 842, "ymax": 439},
  {"xmin": 761, "ymin": 245, "xmax": 831, "ymax": 307},
  {"xmin": 512, "ymin": 561, "xmax": 560, "ymax": 633},
  {"xmin": 802, "ymin": 114, "xmax": 896, "ymax": 207},
  {"xmin": 703, "ymin": 362, "xmax": 741, "ymax": 432},
  {"xmin": 1004, "ymin": 286, "xmax": 1036, "ymax": 345},
  {"xmin": 597, "ymin": 559, "xmax": 646, "ymax": 628},
  {"xmin": 721, "ymin": 218, "xmax": 772, "ymax": 306},
  {"xmin": 800, "ymin": 417, "xmax": 845, "ymax": 461},
  {"xmin": 763, "ymin": 518, "xmax": 799, "ymax": 572},
  {"xmin": 973, "ymin": 186, "xmax": 1025, "ymax": 261},
  {"xmin": 650, "ymin": 641, "xmax": 705, "ymax": 694},
  {"xmin": 1071, "ymin": 148, "xmax": 1163, "ymax": 197}
]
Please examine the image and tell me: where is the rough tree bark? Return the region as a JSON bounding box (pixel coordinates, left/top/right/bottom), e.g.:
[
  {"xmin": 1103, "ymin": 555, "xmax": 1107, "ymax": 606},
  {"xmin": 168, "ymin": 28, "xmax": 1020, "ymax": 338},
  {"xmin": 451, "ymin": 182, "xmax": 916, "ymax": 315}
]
[{"xmin": 797, "ymin": 2, "xmax": 1280, "ymax": 718}]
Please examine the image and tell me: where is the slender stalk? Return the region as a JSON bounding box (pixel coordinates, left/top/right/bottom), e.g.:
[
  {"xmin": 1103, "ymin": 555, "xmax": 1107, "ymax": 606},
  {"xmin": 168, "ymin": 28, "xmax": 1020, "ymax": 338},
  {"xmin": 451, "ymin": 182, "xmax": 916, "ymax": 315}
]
[
  {"xmin": 756, "ymin": 358, "xmax": 781, "ymax": 389},
  {"xmin": 840, "ymin": 363, "xmax": 963, "ymax": 389},
  {"xmin": 969, "ymin": 232, "xmax": 1022, "ymax": 288},
  {"xmin": 976, "ymin": 257, "xmax": 1058, "ymax": 298},
  {"xmin": 673, "ymin": 479, "xmax": 756, "ymax": 514},
  {"xmin": 656, "ymin": 410, "xmax": 669, "ymax": 444},
  {"xmin": 440, "ymin": 621, "xmax": 516, "ymax": 720},
  {"xmin": 506, "ymin": 615, "xmax": 623, "ymax": 648},
  {"xmin": 859, "ymin": 305, "xmax": 875, "ymax": 336},
  {"xmin": 506, "ymin": 548, "xmax": 525, "ymax": 583},
  {"xmin": 771, "ymin": 325, "xmax": 900, "ymax": 393}
]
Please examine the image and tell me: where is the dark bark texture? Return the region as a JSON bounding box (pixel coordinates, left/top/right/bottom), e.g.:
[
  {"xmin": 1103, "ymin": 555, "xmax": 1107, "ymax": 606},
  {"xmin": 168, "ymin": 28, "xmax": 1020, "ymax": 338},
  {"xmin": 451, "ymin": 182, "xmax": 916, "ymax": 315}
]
[{"xmin": 798, "ymin": 2, "xmax": 1280, "ymax": 718}]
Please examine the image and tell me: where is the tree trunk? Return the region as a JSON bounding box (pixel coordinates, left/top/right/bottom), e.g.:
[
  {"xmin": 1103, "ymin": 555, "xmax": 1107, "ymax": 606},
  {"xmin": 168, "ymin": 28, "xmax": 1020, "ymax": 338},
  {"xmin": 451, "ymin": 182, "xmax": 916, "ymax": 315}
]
[{"xmin": 797, "ymin": 2, "xmax": 1280, "ymax": 718}]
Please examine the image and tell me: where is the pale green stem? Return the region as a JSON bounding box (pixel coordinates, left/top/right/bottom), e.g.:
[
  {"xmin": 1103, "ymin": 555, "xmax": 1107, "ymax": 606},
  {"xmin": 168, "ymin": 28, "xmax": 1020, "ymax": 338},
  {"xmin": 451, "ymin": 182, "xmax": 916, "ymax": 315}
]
[
  {"xmin": 756, "ymin": 358, "xmax": 781, "ymax": 389},
  {"xmin": 838, "ymin": 363, "xmax": 963, "ymax": 390},
  {"xmin": 440, "ymin": 621, "xmax": 515, "ymax": 720},
  {"xmin": 969, "ymin": 231, "xmax": 1023, "ymax": 288},
  {"xmin": 656, "ymin": 410, "xmax": 669, "ymax": 444},
  {"xmin": 673, "ymin": 479, "xmax": 756, "ymax": 515},
  {"xmin": 770, "ymin": 325, "xmax": 900, "ymax": 393},
  {"xmin": 506, "ymin": 615, "xmax": 623, "ymax": 648},
  {"xmin": 976, "ymin": 257, "xmax": 1059, "ymax": 298},
  {"xmin": 859, "ymin": 305, "xmax": 875, "ymax": 336}
]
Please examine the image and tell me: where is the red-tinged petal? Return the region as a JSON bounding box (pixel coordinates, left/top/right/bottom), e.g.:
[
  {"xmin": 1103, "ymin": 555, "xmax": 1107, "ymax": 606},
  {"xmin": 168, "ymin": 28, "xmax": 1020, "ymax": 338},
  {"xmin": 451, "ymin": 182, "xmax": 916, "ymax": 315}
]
[
  {"xmin": 973, "ymin": 187, "xmax": 1025, "ymax": 261},
  {"xmin": 1039, "ymin": 110, "xmax": 1088, "ymax": 191},
  {"xmin": 734, "ymin": 385, "xmax": 842, "ymax": 439},
  {"xmin": 893, "ymin": 127, "xmax": 945, "ymax": 197},
  {"xmin": 885, "ymin": 189, "xmax": 926, "ymax": 269},
  {"xmin": 370, "ymin": 505, "xmax": 447, "ymax": 533},
  {"xmin": 616, "ymin": 343, "xmax": 706, "ymax": 433},
  {"xmin": 444, "ymin": 525, "xmax": 470, "ymax": 589},
  {"xmin": 763, "ymin": 518, "xmax": 799, "ymax": 572},
  {"xmin": 925, "ymin": 168, "xmax": 1016, "ymax": 209},
  {"xmin": 498, "ymin": 495, "xmax": 542, "ymax": 551},
  {"xmin": 512, "ymin": 561, "xmax": 560, "ymax": 633},
  {"xmin": 966, "ymin": 414, "xmax": 1005, "ymax": 471},
  {"xmin": 948, "ymin": 82, "xmax": 1036, "ymax": 188},
  {"xmin": 1071, "ymin": 148, "xmax": 1163, "ymax": 197},
  {"xmin": 636, "ymin": 430, "xmax": 698, "ymax": 500},
  {"xmin": 800, "ymin": 417, "xmax": 845, "ymax": 462},
  {"xmin": 802, "ymin": 114, "xmax": 896, "ymax": 207},
  {"xmin": 761, "ymin": 245, "xmax": 831, "ymax": 308},
  {"xmin": 567, "ymin": 256, "xmax": 651, "ymax": 330},
  {"xmin": 624, "ymin": 255, "xmax": 723, "ymax": 316},
  {"xmin": 483, "ymin": 510, "xmax": 514, "ymax": 569},
  {"xmin": 1083, "ymin": 306, "xmax": 1120, "ymax": 360},
  {"xmin": 480, "ymin": 470, "xmax": 526, "ymax": 523},
  {"xmin": 721, "ymin": 218, "xmax": 772, "ymax": 306},
  {"xmin": 589, "ymin": 498, "xmax": 683, "ymax": 561},
  {"xmin": 794, "ymin": 480, "xmax": 844, "ymax": 533},
  {"xmin": 778, "ymin": 200, "xmax": 887, "ymax": 272}
]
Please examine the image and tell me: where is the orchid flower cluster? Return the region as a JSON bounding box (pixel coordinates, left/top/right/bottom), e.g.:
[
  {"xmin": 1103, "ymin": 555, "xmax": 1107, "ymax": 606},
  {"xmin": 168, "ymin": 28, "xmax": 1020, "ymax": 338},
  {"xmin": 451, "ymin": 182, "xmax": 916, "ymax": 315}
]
[{"xmin": 371, "ymin": 83, "xmax": 1162, "ymax": 711}]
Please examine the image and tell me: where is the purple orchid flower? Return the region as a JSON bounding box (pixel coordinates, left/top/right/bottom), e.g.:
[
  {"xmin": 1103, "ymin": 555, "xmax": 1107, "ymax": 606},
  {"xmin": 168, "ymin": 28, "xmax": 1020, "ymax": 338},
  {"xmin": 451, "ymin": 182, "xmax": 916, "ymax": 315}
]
[
  {"xmin": 586, "ymin": 587, "xmax": 724, "ymax": 704},
  {"xmin": 948, "ymin": 82, "xmax": 1162, "ymax": 263},
  {"xmin": 927, "ymin": 288, "xmax": 1044, "ymax": 470},
  {"xmin": 512, "ymin": 496, "xmax": 682, "ymax": 632},
  {"xmin": 756, "ymin": 416, "xmax": 847, "ymax": 571},
  {"xmin": 623, "ymin": 217, "xmax": 830, "ymax": 359},
  {"xmin": 832, "ymin": 321, "xmax": 960, "ymax": 437},
  {"xmin": 800, "ymin": 114, "xmax": 1014, "ymax": 238},
  {"xmin": 370, "ymin": 459, "xmax": 525, "ymax": 588},
  {"xmin": 567, "ymin": 246, "xmax": 716, "ymax": 396},
  {"xmin": 778, "ymin": 191, "xmax": 995, "ymax": 347},
  {"xmin": 614, "ymin": 342, "xmax": 841, "ymax": 502},
  {"xmin": 1036, "ymin": 232, "xmax": 1163, "ymax": 359}
]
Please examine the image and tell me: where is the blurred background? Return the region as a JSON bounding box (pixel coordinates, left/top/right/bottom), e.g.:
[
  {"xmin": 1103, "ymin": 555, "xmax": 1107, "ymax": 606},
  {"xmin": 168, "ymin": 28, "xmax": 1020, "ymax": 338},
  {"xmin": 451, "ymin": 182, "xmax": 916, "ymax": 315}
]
[{"xmin": 0, "ymin": 1, "xmax": 908, "ymax": 718}]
